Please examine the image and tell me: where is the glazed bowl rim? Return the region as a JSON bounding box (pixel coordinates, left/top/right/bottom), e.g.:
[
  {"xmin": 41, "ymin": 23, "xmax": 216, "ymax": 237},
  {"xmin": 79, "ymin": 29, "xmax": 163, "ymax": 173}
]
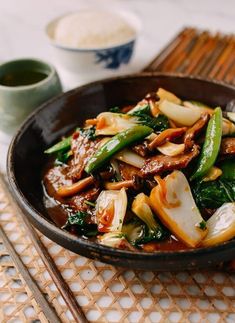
[{"xmin": 7, "ymin": 72, "xmax": 235, "ymax": 261}]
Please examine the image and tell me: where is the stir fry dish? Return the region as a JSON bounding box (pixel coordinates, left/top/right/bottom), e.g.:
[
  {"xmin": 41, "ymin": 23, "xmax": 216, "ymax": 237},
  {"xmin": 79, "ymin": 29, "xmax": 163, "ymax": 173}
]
[{"xmin": 43, "ymin": 88, "xmax": 235, "ymax": 252}]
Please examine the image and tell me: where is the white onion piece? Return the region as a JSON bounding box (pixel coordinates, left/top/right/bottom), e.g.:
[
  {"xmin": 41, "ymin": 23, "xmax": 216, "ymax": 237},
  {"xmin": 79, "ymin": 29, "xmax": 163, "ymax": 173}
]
[
  {"xmin": 95, "ymin": 112, "xmax": 138, "ymax": 135},
  {"xmin": 159, "ymin": 100, "xmax": 201, "ymax": 126},
  {"xmin": 183, "ymin": 101, "xmax": 213, "ymax": 114},
  {"xmin": 184, "ymin": 102, "xmax": 235, "ymax": 135},
  {"xmin": 222, "ymin": 117, "xmax": 235, "ymax": 136},
  {"xmin": 227, "ymin": 112, "xmax": 235, "ymax": 123},
  {"xmin": 202, "ymin": 203, "xmax": 235, "ymax": 247},
  {"xmin": 115, "ymin": 149, "xmax": 145, "ymax": 168},
  {"xmin": 95, "ymin": 188, "xmax": 127, "ymax": 232},
  {"xmin": 157, "ymin": 142, "xmax": 185, "ymax": 156},
  {"xmin": 157, "ymin": 88, "xmax": 181, "ymax": 105},
  {"xmin": 150, "ymin": 170, "xmax": 207, "ymax": 247},
  {"xmin": 99, "ymin": 232, "xmax": 126, "ymax": 247}
]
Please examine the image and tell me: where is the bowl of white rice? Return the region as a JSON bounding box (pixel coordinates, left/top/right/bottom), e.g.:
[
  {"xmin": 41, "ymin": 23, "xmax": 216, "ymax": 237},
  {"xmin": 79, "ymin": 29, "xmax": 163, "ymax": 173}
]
[{"xmin": 46, "ymin": 9, "xmax": 141, "ymax": 77}]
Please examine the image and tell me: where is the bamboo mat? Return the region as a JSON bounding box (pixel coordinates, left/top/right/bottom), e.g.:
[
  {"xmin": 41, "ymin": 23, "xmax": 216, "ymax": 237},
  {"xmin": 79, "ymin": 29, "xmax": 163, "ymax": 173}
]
[
  {"xmin": 0, "ymin": 28, "xmax": 235, "ymax": 323},
  {"xmin": 144, "ymin": 27, "xmax": 235, "ymax": 84}
]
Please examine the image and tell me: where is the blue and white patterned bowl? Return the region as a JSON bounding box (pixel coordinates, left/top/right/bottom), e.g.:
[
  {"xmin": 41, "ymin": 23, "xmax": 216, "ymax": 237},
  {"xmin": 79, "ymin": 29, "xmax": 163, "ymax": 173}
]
[{"xmin": 46, "ymin": 10, "xmax": 141, "ymax": 78}]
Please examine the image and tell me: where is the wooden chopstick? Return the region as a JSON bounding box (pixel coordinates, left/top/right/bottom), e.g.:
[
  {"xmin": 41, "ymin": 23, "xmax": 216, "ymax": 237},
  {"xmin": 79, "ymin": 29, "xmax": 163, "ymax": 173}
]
[
  {"xmin": 0, "ymin": 214, "xmax": 61, "ymax": 323},
  {"xmin": 0, "ymin": 174, "xmax": 88, "ymax": 323}
]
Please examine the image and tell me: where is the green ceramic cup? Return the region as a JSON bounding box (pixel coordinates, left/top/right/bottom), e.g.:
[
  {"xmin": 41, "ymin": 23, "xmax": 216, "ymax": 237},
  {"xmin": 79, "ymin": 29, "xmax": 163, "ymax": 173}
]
[{"xmin": 0, "ymin": 58, "xmax": 62, "ymax": 134}]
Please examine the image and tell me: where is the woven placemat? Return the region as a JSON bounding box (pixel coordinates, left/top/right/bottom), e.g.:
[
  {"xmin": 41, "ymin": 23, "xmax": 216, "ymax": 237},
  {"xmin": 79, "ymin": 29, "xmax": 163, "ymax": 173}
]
[{"xmin": 0, "ymin": 27, "xmax": 235, "ymax": 323}]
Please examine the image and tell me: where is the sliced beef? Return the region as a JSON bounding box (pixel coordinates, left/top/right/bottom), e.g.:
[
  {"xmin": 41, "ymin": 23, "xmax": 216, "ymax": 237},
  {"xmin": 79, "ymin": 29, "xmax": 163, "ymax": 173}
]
[
  {"xmin": 69, "ymin": 187, "xmax": 100, "ymax": 214},
  {"xmin": 68, "ymin": 131, "xmax": 100, "ymax": 181},
  {"xmin": 184, "ymin": 113, "xmax": 210, "ymax": 149},
  {"xmin": 220, "ymin": 137, "xmax": 235, "ymax": 156},
  {"xmin": 132, "ymin": 141, "xmax": 150, "ymax": 157},
  {"xmin": 44, "ymin": 165, "xmax": 72, "ymax": 201},
  {"xmin": 141, "ymin": 144, "xmax": 199, "ymax": 176},
  {"xmin": 119, "ymin": 162, "xmax": 143, "ymax": 181}
]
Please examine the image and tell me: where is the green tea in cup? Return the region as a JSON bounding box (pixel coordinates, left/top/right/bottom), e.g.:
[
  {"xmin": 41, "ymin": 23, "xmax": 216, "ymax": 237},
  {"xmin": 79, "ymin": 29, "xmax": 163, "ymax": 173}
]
[
  {"xmin": 0, "ymin": 70, "xmax": 48, "ymax": 87},
  {"xmin": 0, "ymin": 58, "xmax": 62, "ymax": 134}
]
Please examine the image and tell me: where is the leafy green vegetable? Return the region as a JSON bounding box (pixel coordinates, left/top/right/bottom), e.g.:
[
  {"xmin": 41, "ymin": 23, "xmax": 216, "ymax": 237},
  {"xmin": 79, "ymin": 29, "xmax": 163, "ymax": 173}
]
[
  {"xmin": 62, "ymin": 211, "xmax": 98, "ymax": 236},
  {"xmin": 196, "ymin": 220, "xmax": 207, "ymax": 231},
  {"xmin": 192, "ymin": 179, "xmax": 235, "ymax": 209},
  {"xmin": 63, "ymin": 211, "xmax": 87, "ymax": 227},
  {"xmin": 44, "ymin": 136, "xmax": 72, "ymax": 154},
  {"xmin": 122, "ymin": 218, "xmax": 168, "ymax": 246},
  {"xmin": 127, "ymin": 103, "xmax": 150, "ymax": 115},
  {"xmin": 136, "ymin": 225, "xmax": 169, "ymax": 245},
  {"xmin": 132, "ymin": 110, "xmax": 169, "ymax": 132},
  {"xmin": 126, "ymin": 102, "xmax": 169, "ymax": 132},
  {"xmin": 220, "ymin": 159, "xmax": 235, "ymax": 180},
  {"xmin": 109, "ymin": 106, "xmax": 121, "ymax": 113},
  {"xmin": 132, "ymin": 193, "xmax": 168, "ymax": 244},
  {"xmin": 122, "ymin": 220, "xmax": 145, "ymax": 244},
  {"xmin": 55, "ymin": 150, "xmax": 72, "ymax": 165},
  {"xmin": 78, "ymin": 126, "xmax": 96, "ymax": 140}
]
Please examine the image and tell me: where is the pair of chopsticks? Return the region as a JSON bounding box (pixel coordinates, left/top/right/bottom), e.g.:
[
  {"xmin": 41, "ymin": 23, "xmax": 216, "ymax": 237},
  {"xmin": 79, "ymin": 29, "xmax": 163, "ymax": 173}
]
[{"xmin": 0, "ymin": 174, "xmax": 88, "ymax": 323}]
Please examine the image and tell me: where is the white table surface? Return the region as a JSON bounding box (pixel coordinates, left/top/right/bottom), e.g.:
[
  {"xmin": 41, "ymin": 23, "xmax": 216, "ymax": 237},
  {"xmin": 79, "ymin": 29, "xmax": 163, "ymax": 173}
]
[{"xmin": 1, "ymin": 0, "xmax": 235, "ymax": 172}]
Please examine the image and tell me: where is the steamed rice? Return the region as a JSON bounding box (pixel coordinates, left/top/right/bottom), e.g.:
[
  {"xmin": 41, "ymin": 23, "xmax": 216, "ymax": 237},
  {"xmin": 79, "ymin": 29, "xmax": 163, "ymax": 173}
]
[{"xmin": 53, "ymin": 10, "xmax": 136, "ymax": 49}]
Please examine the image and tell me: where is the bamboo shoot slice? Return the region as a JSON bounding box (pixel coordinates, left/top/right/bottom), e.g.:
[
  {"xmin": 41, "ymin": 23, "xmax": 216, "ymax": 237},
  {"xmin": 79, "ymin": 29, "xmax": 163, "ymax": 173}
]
[{"xmin": 150, "ymin": 170, "xmax": 207, "ymax": 247}]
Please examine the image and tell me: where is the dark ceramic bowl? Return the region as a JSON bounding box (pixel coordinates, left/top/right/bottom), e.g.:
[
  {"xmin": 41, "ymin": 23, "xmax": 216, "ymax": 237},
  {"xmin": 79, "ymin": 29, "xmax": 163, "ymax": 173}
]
[{"xmin": 7, "ymin": 73, "xmax": 235, "ymax": 271}]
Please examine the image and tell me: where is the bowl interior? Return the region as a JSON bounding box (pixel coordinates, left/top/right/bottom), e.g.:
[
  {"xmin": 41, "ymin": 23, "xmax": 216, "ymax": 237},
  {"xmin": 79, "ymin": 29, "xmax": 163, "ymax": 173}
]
[{"xmin": 8, "ymin": 73, "xmax": 235, "ymax": 270}]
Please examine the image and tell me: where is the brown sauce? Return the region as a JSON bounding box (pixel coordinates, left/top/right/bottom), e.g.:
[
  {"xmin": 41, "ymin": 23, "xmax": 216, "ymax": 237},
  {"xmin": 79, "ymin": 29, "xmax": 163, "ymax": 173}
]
[{"xmin": 141, "ymin": 236, "xmax": 189, "ymax": 252}]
